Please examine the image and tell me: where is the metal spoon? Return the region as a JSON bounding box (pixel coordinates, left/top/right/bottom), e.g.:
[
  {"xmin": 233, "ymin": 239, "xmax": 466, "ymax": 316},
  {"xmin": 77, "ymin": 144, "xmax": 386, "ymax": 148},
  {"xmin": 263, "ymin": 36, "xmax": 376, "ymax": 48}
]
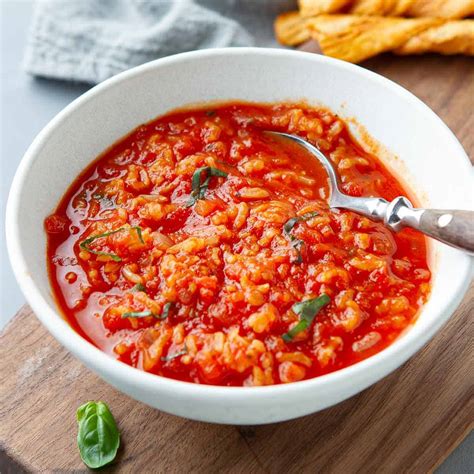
[{"xmin": 267, "ymin": 132, "xmax": 474, "ymax": 255}]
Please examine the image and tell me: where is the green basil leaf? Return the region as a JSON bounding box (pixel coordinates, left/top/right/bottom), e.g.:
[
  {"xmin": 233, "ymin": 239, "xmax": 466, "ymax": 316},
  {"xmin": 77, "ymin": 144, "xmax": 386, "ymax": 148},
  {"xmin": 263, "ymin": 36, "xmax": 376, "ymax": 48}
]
[
  {"xmin": 79, "ymin": 233, "xmax": 122, "ymax": 261},
  {"xmin": 283, "ymin": 212, "xmax": 318, "ymax": 264},
  {"xmin": 283, "ymin": 211, "xmax": 318, "ymax": 236},
  {"xmin": 132, "ymin": 226, "xmax": 144, "ymax": 244},
  {"xmin": 187, "ymin": 166, "xmax": 228, "ymax": 206},
  {"xmin": 292, "ymin": 293, "xmax": 330, "ymax": 322},
  {"xmin": 79, "ymin": 226, "xmax": 144, "ymax": 261},
  {"xmin": 122, "ymin": 304, "xmax": 172, "ymax": 320},
  {"xmin": 282, "ymin": 320, "xmax": 309, "ymax": 342},
  {"xmin": 282, "ymin": 294, "xmax": 330, "ymax": 341},
  {"xmin": 283, "ymin": 217, "xmax": 299, "ymax": 236},
  {"xmin": 160, "ymin": 302, "xmax": 173, "ymax": 319},
  {"xmin": 210, "ymin": 168, "xmax": 228, "ymax": 178},
  {"xmin": 161, "ymin": 345, "xmax": 187, "ymax": 362},
  {"xmin": 300, "ymin": 211, "xmax": 319, "ymax": 220},
  {"xmin": 76, "ymin": 401, "xmax": 120, "ymax": 469},
  {"xmin": 121, "ymin": 310, "xmax": 155, "ymax": 319},
  {"xmin": 289, "ymin": 238, "xmax": 304, "ymax": 264},
  {"xmin": 131, "ymin": 283, "xmax": 147, "ymax": 293}
]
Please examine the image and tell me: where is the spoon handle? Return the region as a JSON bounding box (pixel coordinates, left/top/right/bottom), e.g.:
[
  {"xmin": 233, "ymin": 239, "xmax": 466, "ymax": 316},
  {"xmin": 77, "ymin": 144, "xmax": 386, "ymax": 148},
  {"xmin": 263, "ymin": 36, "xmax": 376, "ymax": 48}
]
[
  {"xmin": 402, "ymin": 209, "xmax": 474, "ymax": 255},
  {"xmin": 381, "ymin": 197, "xmax": 474, "ymax": 255}
]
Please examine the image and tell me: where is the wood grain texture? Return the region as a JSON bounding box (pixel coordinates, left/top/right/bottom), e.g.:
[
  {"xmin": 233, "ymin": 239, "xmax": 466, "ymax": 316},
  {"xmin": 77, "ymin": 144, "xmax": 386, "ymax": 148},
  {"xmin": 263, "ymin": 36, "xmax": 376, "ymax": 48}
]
[
  {"xmin": 1, "ymin": 55, "xmax": 473, "ymax": 473},
  {"xmin": 418, "ymin": 209, "xmax": 474, "ymax": 254}
]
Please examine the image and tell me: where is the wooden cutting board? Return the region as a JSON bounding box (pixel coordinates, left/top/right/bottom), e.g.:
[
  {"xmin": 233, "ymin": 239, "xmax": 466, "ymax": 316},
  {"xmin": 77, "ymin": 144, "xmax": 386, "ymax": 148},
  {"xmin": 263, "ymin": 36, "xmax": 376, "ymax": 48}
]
[{"xmin": 1, "ymin": 54, "xmax": 473, "ymax": 473}]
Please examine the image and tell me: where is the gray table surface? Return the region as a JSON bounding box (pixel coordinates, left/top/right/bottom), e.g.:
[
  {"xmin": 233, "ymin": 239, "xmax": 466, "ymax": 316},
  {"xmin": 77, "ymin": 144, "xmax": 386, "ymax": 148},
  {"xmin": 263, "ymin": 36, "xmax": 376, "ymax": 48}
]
[{"xmin": 0, "ymin": 1, "xmax": 471, "ymax": 471}]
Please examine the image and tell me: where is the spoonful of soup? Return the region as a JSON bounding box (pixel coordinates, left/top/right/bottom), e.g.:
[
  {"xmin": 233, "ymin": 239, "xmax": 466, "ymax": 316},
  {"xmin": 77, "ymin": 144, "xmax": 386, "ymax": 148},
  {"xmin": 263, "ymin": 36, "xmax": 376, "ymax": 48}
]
[{"xmin": 267, "ymin": 132, "xmax": 474, "ymax": 255}]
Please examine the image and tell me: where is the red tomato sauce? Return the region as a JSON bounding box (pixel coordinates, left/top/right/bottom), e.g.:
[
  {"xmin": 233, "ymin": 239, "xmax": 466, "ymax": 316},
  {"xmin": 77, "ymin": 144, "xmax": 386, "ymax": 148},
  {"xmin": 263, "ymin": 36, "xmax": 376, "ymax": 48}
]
[{"xmin": 45, "ymin": 103, "xmax": 431, "ymax": 386}]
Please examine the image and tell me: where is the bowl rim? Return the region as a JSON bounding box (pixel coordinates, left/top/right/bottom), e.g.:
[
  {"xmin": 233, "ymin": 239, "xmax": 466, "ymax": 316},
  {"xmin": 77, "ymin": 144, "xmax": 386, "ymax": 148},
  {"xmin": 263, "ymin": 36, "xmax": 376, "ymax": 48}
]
[{"xmin": 6, "ymin": 47, "xmax": 473, "ymax": 400}]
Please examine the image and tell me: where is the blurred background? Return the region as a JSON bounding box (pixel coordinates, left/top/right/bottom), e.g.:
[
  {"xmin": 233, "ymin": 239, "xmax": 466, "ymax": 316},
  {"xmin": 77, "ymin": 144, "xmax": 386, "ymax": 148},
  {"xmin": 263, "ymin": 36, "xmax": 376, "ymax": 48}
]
[{"xmin": 0, "ymin": 1, "xmax": 472, "ymax": 471}]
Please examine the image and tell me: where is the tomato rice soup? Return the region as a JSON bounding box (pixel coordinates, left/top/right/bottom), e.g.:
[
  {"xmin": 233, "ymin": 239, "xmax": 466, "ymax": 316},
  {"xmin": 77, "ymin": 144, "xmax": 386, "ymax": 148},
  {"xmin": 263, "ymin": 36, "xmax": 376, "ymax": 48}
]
[{"xmin": 45, "ymin": 103, "xmax": 431, "ymax": 386}]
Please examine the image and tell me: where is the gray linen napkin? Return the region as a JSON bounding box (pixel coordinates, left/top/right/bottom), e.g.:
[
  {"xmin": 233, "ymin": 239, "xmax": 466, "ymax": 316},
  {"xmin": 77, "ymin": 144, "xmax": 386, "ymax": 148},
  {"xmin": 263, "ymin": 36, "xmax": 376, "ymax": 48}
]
[{"xmin": 23, "ymin": 0, "xmax": 295, "ymax": 84}]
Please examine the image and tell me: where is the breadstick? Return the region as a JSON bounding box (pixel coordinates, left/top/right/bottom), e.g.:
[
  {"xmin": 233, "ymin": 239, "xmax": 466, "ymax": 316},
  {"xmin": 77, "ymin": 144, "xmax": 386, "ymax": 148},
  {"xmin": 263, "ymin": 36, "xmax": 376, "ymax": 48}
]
[
  {"xmin": 298, "ymin": 0, "xmax": 474, "ymax": 18},
  {"xmin": 298, "ymin": 0, "xmax": 352, "ymax": 16},
  {"xmin": 405, "ymin": 0, "xmax": 474, "ymax": 19},
  {"xmin": 394, "ymin": 20, "xmax": 474, "ymax": 54},
  {"xmin": 275, "ymin": 11, "xmax": 313, "ymax": 46},
  {"xmin": 307, "ymin": 15, "xmax": 441, "ymax": 62},
  {"xmin": 275, "ymin": 10, "xmax": 474, "ymax": 61},
  {"xmin": 349, "ymin": 0, "xmax": 419, "ymax": 16}
]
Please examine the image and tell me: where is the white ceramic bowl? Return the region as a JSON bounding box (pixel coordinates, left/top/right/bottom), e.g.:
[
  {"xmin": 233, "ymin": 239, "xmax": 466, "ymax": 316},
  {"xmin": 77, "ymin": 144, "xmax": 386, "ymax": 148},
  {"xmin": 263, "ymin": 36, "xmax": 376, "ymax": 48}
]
[{"xmin": 7, "ymin": 48, "xmax": 473, "ymax": 424}]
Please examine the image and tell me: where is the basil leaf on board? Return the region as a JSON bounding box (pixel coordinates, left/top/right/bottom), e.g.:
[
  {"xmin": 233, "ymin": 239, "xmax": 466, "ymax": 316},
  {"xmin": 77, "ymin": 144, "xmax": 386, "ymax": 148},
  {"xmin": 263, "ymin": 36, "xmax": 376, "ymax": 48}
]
[
  {"xmin": 76, "ymin": 401, "xmax": 120, "ymax": 469},
  {"xmin": 187, "ymin": 167, "xmax": 228, "ymax": 206},
  {"xmin": 283, "ymin": 212, "xmax": 318, "ymax": 264},
  {"xmin": 282, "ymin": 294, "xmax": 330, "ymax": 342},
  {"xmin": 79, "ymin": 226, "xmax": 144, "ymax": 261}
]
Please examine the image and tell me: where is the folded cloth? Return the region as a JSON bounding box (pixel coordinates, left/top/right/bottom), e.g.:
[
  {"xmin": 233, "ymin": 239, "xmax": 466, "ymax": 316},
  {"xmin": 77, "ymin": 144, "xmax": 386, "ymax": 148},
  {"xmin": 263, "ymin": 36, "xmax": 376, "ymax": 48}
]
[{"xmin": 23, "ymin": 0, "xmax": 260, "ymax": 84}]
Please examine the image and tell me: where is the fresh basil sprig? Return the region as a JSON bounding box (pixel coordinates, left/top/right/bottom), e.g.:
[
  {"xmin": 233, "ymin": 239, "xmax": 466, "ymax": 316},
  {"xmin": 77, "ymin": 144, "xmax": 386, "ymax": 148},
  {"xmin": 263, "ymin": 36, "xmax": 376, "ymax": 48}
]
[
  {"xmin": 187, "ymin": 167, "xmax": 228, "ymax": 206},
  {"xmin": 282, "ymin": 294, "xmax": 330, "ymax": 342},
  {"xmin": 283, "ymin": 212, "xmax": 318, "ymax": 264},
  {"xmin": 76, "ymin": 401, "xmax": 120, "ymax": 469},
  {"xmin": 79, "ymin": 226, "xmax": 144, "ymax": 262}
]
